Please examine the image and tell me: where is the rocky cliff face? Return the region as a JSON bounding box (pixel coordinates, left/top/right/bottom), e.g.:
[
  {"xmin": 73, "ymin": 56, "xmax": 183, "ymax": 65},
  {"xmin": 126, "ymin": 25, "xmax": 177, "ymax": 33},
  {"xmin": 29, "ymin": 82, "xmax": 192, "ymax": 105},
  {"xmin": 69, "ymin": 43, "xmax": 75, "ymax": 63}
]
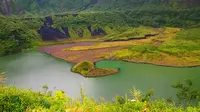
[{"xmin": 0, "ymin": 0, "xmax": 13, "ymax": 15}]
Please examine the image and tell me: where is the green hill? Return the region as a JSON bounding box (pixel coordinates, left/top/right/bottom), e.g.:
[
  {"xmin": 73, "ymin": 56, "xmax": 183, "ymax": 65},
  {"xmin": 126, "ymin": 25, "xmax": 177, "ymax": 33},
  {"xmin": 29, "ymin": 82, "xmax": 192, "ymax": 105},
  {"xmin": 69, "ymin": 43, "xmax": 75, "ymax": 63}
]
[{"xmin": 1, "ymin": 0, "xmax": 200, "ymax": 15}]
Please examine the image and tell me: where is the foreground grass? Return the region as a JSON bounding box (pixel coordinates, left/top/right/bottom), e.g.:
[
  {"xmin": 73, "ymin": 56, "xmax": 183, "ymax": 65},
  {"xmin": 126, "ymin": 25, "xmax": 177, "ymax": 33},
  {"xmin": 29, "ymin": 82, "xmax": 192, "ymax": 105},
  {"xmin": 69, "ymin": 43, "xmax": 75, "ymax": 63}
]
[{"xmin": 1, "ymin": 86, "xmax": 200, "ymax": 112}]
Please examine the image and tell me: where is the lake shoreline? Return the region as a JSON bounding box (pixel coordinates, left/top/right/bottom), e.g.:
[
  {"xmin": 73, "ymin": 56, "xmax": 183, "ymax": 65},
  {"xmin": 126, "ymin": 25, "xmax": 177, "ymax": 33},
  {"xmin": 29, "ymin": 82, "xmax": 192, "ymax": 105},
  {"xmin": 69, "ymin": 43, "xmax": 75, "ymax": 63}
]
[
  {"xmin": 38, "ymin": 41, "xmax": 200, "ymax": 67},
  {"xmin": 38, "ymin": 41, "xmax": 200, "ymax": 77},
  {"xmin": 1, "ymin": 50, "xmax": 200, "ymax": 101},
  {"xmin": 95, "ymin": 59, "xmax": 200, "ymax": 68}
]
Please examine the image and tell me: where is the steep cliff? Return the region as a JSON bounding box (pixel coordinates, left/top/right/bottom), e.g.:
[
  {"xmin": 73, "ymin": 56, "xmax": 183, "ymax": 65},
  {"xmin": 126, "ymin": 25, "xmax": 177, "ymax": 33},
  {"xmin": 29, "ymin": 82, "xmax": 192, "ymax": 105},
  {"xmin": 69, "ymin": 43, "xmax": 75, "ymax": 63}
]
[{"xmin": 0, "ymin": 0, "xmax": 13, "ymax": 15}]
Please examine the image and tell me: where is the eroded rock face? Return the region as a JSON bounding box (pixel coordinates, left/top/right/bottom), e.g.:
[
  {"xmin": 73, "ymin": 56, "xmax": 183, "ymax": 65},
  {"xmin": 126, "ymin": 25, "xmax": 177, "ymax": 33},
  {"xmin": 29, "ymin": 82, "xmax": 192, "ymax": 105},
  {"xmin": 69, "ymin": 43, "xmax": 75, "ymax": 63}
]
[
  {"xmin": 92, "ymin": 27, "xmax": 106, "ymax": 36},
  {"xmin": 90, "ymin": 0, "xmax": 101, "ymax": 4},
  {"xmin": 39, "ymin": 27, "xmax": 66, "ymax": 41},
  {"xmin": 0, "ymin": 0, "xmax": 13, "ymax": 15},
  {"xmin": 61, "ymin": 26, "xmax": 70, "ymax": 37},
  {"xmin": 23, "ymin": 15, "xmax": 107, "ymax": 40},
  {"xmin": 39, "ymin": 16, "xmax": 67, "ymax": 41},
  {"xmin": 87, "ymin": 26, "xmax": 106, "ymax": 36}
]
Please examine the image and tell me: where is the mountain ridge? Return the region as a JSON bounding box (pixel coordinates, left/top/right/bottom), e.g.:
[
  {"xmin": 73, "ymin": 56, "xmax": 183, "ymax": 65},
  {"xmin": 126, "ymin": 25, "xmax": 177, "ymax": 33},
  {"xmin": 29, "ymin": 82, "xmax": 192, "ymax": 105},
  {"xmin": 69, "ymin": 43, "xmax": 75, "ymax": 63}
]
[{"xmin": 1, "ymin": 0, "xmax": 200, "ymax": 15}]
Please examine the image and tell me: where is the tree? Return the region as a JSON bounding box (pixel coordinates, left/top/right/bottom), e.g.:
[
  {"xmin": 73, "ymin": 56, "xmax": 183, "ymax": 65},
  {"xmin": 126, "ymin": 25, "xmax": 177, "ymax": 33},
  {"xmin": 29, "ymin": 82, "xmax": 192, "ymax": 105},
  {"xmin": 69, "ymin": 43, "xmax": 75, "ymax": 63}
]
[{"xmin": 171, "ymin": 79, "xmax": 200, "ymax": 107}]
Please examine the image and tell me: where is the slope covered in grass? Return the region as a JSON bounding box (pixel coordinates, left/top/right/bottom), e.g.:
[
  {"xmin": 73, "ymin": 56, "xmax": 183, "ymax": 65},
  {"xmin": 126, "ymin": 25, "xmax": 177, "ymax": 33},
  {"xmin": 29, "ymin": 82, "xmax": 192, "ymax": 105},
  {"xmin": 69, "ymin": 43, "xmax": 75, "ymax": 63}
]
[
  {"xmin": 0, "ymin": 3, "xmax": 199, "ymax": 55},
  {"xmin": 108, "ymin": 27, "xmax": 200, "ymax": 66},
  {"xmin": 104, "ymin": 26, "xmax": 157, "ymax": 41}
]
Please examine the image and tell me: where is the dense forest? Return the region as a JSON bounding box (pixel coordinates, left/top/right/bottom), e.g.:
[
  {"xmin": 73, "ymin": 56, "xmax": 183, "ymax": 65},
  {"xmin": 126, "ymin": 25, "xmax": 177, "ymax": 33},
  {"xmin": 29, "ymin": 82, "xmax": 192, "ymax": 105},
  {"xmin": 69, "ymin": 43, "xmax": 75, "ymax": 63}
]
[
  {"xmin": 0, "ymin": 16, "xmax": 42, "ymax": 56},
  {"xmin": 1, "ymin": 0, "xmax": 200, "ymax": 15}
]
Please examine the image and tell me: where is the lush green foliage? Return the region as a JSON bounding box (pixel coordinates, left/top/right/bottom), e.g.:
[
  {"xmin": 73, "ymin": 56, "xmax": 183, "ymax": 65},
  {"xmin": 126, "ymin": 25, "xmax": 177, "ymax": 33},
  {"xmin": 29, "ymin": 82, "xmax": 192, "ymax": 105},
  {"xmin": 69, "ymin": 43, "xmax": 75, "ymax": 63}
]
[
  {"xmin": 171, "ymin": 79, "xmax": 200, "ymax": 107},
  {"xmin": 1, "ymin": 0, "xmax": 200, "ymax": 15},
  {"xmin": 1, "ymin": 81, "xmax": 200, "ymax": 112},
  {"xmin": 175, "ymin": 28, "xmax": 200, "ymax": 42},
  {"xmin": 27, "ymin": 7, "xmax": 197, "ymax": 39},
  {"xmin": 47, "ymin": 6, "xmax": 200, "ymax": 38},
  {"xmin": 0, "ymin": 86, "xmax": 68, "ymax": 112},
  {"xmin": 0, "ymin": 16, "xmax": 42, "ymax": 56},
  {"xmin": 0, "ymin": 1, "xmax": 200, "ymax": 111},
  {"xmin": 1, "ymin": 1, "xmax": 199, "ymax": 42}
]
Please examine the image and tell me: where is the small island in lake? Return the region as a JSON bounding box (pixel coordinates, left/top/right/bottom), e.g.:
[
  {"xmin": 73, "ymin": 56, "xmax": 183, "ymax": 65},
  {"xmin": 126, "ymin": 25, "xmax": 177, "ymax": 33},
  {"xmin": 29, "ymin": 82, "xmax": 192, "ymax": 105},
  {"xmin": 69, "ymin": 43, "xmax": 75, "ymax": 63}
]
[{"xmin": 72, "ymin": 60, "xmax": 119, "ymax": 77}]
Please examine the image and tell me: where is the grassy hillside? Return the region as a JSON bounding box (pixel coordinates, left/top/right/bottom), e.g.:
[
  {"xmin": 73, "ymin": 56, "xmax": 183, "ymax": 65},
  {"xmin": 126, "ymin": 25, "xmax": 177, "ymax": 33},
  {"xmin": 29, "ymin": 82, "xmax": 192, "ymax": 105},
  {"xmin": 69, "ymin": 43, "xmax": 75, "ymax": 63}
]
[
  {"xmin": 108, "ymin": 27, "xmax": 200, "ymax": 66},
  {"xmin": 0, "ymin": 0, "xmax": 200, "ymax": 60},
  {"xmin": 1, "ymin": 7, "xmax": 200, "ymax": 56},
  {"xmin": 24, "ymin": 8, "xmax": 200, "ymax": 39}
]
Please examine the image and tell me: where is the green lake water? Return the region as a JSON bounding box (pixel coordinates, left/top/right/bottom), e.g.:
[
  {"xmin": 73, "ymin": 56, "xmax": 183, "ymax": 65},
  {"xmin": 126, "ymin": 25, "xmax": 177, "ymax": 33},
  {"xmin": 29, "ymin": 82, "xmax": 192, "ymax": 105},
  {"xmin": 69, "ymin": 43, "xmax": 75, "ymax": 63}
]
[{"xmin": 0, "ymin": 51, "xmax": 200, "ymax": 100}]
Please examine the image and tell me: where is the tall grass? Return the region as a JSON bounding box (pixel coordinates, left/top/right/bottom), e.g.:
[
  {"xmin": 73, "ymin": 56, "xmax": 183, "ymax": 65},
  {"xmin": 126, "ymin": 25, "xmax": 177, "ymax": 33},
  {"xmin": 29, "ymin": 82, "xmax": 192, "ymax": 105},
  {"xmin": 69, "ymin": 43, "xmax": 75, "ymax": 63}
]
[{"xmin": 1, "ymin": 84, "xmax": 200, "ymax": 112}]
